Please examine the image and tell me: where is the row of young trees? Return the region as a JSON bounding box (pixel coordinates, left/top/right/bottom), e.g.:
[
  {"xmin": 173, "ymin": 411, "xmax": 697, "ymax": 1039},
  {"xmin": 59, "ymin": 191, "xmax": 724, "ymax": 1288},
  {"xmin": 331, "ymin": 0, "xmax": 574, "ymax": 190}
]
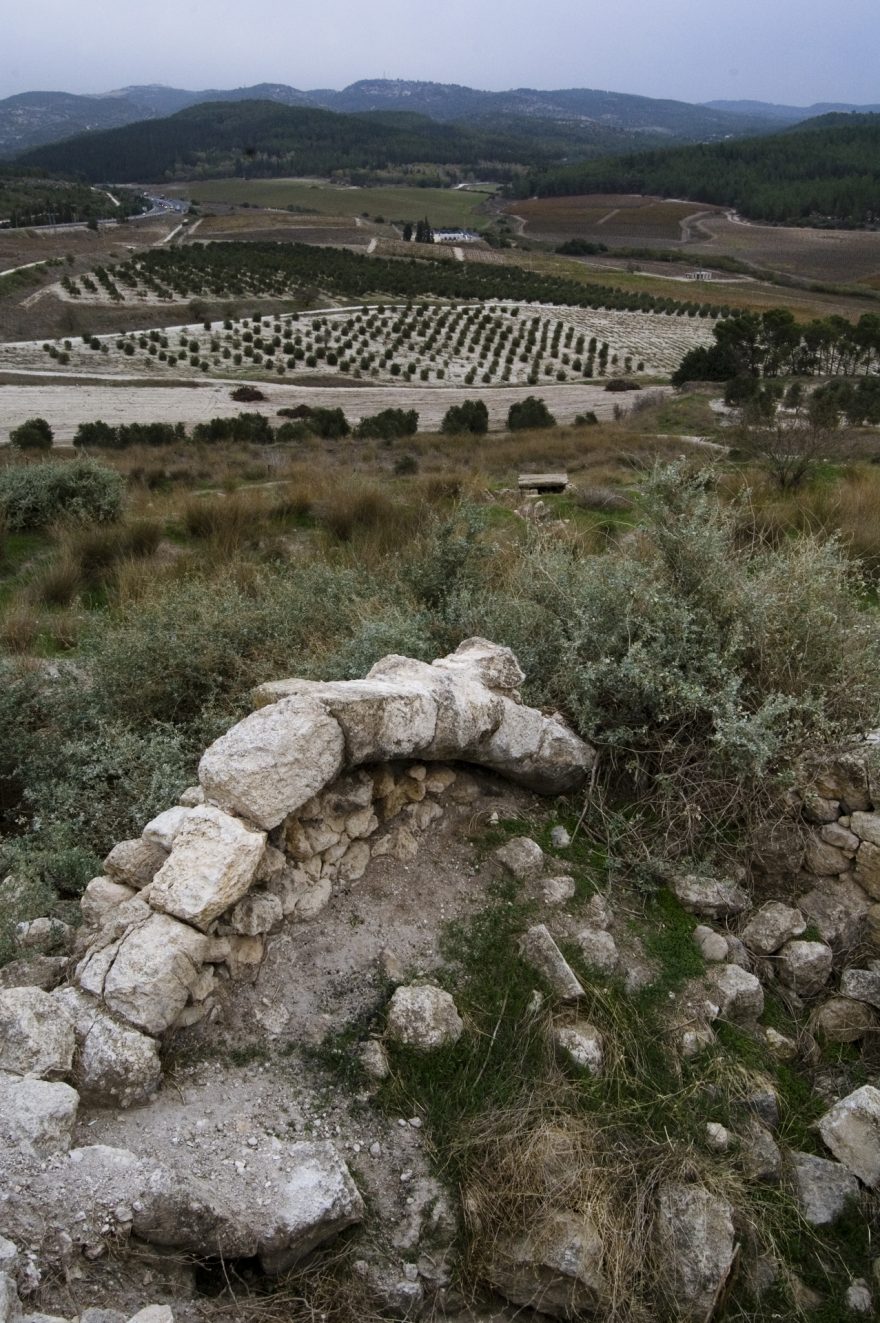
[{"xmin": 127, "ymin": 241, "xmax": 726, "ymax": 319}]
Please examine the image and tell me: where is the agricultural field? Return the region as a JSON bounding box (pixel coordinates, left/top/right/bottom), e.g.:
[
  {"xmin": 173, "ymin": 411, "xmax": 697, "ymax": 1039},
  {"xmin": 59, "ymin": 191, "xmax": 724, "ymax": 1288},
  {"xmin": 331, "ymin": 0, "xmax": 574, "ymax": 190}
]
[
  {"xmin": 686, "ymin": 213, "xmax": 880, "ymax": 286},
  {"xmin": 0, "ymin": 301, "xmax": 716, "ymax": 387},
  {"xmin": 505, "ymin": 193, "xmax": 721, "ymax": 243},
  {"xmin": 166, "ymin": 178, "xmax": 495, "ymax": 228},
  {"xmin": 189, "ymin": 211, "xmax": 387, "ymax": 248}
]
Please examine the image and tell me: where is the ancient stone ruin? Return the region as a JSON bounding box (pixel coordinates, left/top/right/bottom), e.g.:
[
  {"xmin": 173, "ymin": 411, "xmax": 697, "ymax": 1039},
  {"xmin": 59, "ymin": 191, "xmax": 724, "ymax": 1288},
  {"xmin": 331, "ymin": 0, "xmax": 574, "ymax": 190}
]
[{"xmin": 3, "ymin": 639, "xmax": 880, "ymax": 1320}]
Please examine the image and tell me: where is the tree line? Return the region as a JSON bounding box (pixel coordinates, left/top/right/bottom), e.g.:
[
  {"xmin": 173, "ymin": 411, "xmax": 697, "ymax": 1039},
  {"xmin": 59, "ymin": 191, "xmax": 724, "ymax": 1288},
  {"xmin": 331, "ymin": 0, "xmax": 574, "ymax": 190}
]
[
  {"xmin": 672, "ymin": 309, "xmax": 880, "ymax": 385},
  {"xmin": 130, "ymin": 240, "xmax": 726, "ymax": 318}
]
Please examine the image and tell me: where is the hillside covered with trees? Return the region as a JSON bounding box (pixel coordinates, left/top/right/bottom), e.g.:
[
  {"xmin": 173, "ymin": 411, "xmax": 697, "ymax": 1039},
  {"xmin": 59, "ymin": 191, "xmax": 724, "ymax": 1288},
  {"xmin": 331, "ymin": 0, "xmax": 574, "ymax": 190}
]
[
  {"xmin": 512, "ymin": 114, "xmax": 880, "ymax": 227},
  {"xmin": 0, "ymin": 166, "xmax": 145, "ymax": 227},
  {"xmin": 16, "ymin": 100, "xmax": 563, "ymax": 184}
]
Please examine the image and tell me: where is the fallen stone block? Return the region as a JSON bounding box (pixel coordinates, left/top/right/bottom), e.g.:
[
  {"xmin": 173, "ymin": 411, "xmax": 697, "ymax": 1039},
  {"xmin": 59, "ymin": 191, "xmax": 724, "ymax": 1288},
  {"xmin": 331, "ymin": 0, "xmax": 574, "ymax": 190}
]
[
  {"xmin": 386, "ymin": 985, "xmax": 463, "ymax": 1051},
  {"xmin": 654, "ymin": 1183, "xmax": 736, "ymax": 1323},
  {"xmin": 0, "ymin": 1077, "xmax": 78, "ymax": 1158},
  {"xmin": 53, "ymin": 988, "xmax": 161, "ymax": 1107},
  {"xmin": 792, "ymin": 1151, "xmax": 859, "ymax": 1225},
  {"xmin": 819, "ymin": 1086, "xmax": 880, "ymax": 1187},
  {"xmin": 522, "ymin": 925, "xmax": 585, "ymax": 1002},
  {"xmin": 485, "ymin": 1210, "xmax": 607, "ymax": 1318},
  {"xmin": 0, "ymin": 987, "xmax": 74, "ymax": 1080}
]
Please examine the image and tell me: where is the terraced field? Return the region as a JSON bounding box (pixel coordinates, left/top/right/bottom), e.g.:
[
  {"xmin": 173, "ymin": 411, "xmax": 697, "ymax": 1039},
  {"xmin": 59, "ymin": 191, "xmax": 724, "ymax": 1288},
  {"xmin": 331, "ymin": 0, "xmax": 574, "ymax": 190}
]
[{"xmin": 0, "ymin": 301, "xmax": 716, "ymax": 386}]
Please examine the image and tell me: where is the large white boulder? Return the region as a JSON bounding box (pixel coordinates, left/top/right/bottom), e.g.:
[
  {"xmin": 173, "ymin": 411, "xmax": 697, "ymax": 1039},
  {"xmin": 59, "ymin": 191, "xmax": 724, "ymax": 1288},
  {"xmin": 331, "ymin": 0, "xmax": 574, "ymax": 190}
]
[
  {"xmin": 149, "ymin": 805, "xmax": 267, "ymax": 931},
  {"xmin": 0, "ymin": 1077, "xmax": 78, "ymax": 1157},
  {"xmin": 0, "ymin": 987, "xmax": 74, "ymax": 1080},
  {"xmin": 819, "ymin": 1086, "xmax": 880, "ymax": 1187},
  {"xmin": 53, "ymin": 988, "xmax": 161, "ymax": 1107},
  {"xmin": 78, "ymin": 913, "xmax": 208, "ymax": 1036},
  {"xmin": 199, "ymin": 695, "xmax": 345, "ymax": 831},
  {"xmin": 386, "ymin": 985, "xmax": 463, "ymax": 1050}
]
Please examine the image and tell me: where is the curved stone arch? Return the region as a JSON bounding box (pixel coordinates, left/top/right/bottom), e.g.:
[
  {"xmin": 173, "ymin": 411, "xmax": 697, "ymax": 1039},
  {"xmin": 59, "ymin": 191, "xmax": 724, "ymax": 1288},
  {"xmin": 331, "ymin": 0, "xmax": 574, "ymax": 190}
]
[{"xmin": 66, "ymin": 640, "xmax": 594, "ymax": 1102}]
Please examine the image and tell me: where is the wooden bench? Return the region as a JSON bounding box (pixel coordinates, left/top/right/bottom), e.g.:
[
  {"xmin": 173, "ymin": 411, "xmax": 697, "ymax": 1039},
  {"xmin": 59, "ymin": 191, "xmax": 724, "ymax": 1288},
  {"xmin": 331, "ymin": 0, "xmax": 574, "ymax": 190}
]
[{"xmin": 518, "ymin": 472, "xmax": 569, "ymax": 493}]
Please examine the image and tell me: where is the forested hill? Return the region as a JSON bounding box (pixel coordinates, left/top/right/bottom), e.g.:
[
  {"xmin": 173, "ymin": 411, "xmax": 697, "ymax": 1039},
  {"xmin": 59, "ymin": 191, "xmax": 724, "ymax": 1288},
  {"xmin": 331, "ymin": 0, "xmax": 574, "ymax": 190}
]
[
  {"xmin": 512, "ymin": 114, "xmax": 880, "ymax": 227},
  {"xmin": 15, "ymin": 100, "xmax": 560, "ymax": 183}
]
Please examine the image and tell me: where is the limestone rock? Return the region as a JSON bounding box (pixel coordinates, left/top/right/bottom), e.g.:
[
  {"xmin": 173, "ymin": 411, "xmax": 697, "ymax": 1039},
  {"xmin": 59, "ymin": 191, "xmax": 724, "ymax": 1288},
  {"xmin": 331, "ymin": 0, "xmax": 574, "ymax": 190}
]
[
  {"xmin": 738, "ymin": 1119, "xmax": 782, "ymax": 1184},
  {"xmin": 777, "ymin": 940, "xmax": 833, "ymax": 997},
  {"xmin": 705, "ymin": 1122, "xmax": 731, "ymax": 1152},
  {"xmin": 142, "ymin": 806, "xmax": 191, "ymax": 852},
  {"xmin": 495, "ymin": 836, "xmax": 545, "ymax": 882},
  {"xmin": 337, "ymin": 841, "xmax": 370, "ymax": 883},
  {"xmin": 846, "ymin": 1279, "xmax": 873, "ymax": 1314},
  {"xmin": 199, "ymin": 695, "xmax": 345, "ymax": 831},
  {"xmin": 0, "ymin": 1273, "xmax": 21, "ymax": 1323},
  {"xmin": 805, "ymin": 840, "xmax": 851, "ymax": 876},
  {"xmin": 850, "ymin": 812, "xmax": 880, "ymax": 848},
  {"xmin": 840, "ymin": 967, "xmax": 880, "ymax": 1010},
  {"xmin": 14, "ymin": 917, "xmax": 70, "ymax": 953},
  {"xmin": 149, "ymin": 805, "xmax": 267, "ymax": 931},
  {"xmin": 179, "ymin": 784, "xmax": 204, "ymax": 808},
  {"xmin": 0, "ymin": 987, "xmax": 74, "ymax": 1079},
  {"xmin": 485, "ymin": 1210, "xmax": 607, "ymax": 1318},
  {"xmin": 854, "ymin": 842, "xmax": 880, "ymax": 900},
  {"xmin": 0, "ymin": 957, "xmax": 67, "ymax": 993},
  {"xmin": 358, "ymin": 1040, "xmax": 390, "ymax": 1081},
  {"xmin": 554, "ymin": 1022, "xmax": 604, "ymax": 1076},
  {"xmin": 819, "ymin": 1086, "xmax": 880, "ymax": 1186},
  {"xmin": 550, "ymin": 826, "xmax": 571, "ymax": 849},
  {"xmin": 228, "ymin": 892, "xmax": 283, "ymax": 936},
  {"xmin": 522, "ymin": 925, "xmax": 585, "ymax": 1003},
  {"xmin": 792, "ymin": 1151, "xmax": 859, "ymax": 1225},
  {"xmin": 0, "ymin": 1077, "xmax": 78, "ymax": 1157},
  {"xmin": 542, "ymin": 876, "xmax": 576, "ymax": 905},
  {"xmin": 708, "ymin": 964, "xmax": 764, "ymax": 1022},
  {"xmin": 575, "ymin": 927, "xmax": 618, "ymax": 974},
  {"xmin": 126, "ymin": 1309, "xmax": 173, "ymax": 1323},
  {"xmin": 86, "ymin": 913, "xmax": 208, "ymax": 1036},
  {"xmin": 814, "ymin": 997, "xmax": 877, "ymax": 1043},
  {"xmin": 139, "ymin": 1140, "xmax": 364, "ymax": 1275},
  {"xmin": 81, "ymin": 878, "xmax": 137, "ymax": 928},
  {"xmin": 693, "ymin": 925, "xmax": 729, "ymax": 962},
  {"xmin": 821, "ymin": 822, "xmax": 860, "ymax": 853},
  {"xmin": 802, "ymin": 792, "xmax": 840, "ymax": 825},
  {"xmin": 52, "ymin": 988, "xmax": 161, "ymax": 1107},
  {"xmin": 763, "ymin": 1026, "xmax": 798, "ymax": 1061},
  {"xmin": 799, "ymin": 877, "xmax": 871, "ymax": 948},
  {"xmin": 740, "ymin": 902, "xmax": 806, "ymax": 956},
  {"xmin": 655, "ymin": 1183, "xmax": 736, "ymax": 1323},
  {"xmin": 668, "ymin": 874, "xmax": 749, "ymax": 919},
  {"xmin": 268, "ymin": 869, "xmax": 331, "ymax": 922},
  {"xmin": 103, "ymin": 838, "xmax": 169, "ymax": 890},
  {"xmin": 386, "ymin": 985, "xmax": 463, "ymax": 1051},
  {"xmin": 0, "ymin": 1241, "xmax": 17, "ymax": 1275}
]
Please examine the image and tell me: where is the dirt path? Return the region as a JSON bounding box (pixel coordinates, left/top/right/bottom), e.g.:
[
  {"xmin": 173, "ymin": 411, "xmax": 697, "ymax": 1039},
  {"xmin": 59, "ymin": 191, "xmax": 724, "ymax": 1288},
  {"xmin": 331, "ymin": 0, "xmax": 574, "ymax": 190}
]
[
  {"xmin": 0, "ymin": 376, "xmax": 673, "ymax": 441},
  {"xmin": 596, "ymin": 208, "xmax": 621, "ymax": 227},
  {"xmin": 0, "ymin": 259, "xmax": 50, "ymax": 280}
]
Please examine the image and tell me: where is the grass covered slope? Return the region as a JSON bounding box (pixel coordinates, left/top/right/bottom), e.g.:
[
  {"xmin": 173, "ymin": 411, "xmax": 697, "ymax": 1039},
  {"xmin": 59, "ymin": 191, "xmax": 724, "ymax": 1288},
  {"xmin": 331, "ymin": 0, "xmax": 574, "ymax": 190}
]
[{"xmin": 514, "ymin": 113, "xmax": 880, "ymax": 228}]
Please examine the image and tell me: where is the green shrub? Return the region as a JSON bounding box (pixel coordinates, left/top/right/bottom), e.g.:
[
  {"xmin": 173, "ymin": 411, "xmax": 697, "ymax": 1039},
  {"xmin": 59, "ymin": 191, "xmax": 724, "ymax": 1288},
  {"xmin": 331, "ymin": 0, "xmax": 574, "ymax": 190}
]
[
  {"xmin": 507, "ymin": 396, "xmax": 556, "ymax": 431},
  {"xmin": 462, "ymin": 462, "xmax": 880, "ymax": 854},
  {"xmin": 0, "ymin": 459, "xmax": 124, "ymax": 531},
  {"xmin": 354, "ymin": 408, "xmax": 419, "ymax": 440},
  {"xmin": 307, "ymin": 407, "xmax": 350, "ymax": 440},
  {"xmin": 10, "ymin": 417, "xmax": 53, "ymax": 451},
  {"xmin": 441, "ymin": 400, "xmax": 489, "ymax": 435}
]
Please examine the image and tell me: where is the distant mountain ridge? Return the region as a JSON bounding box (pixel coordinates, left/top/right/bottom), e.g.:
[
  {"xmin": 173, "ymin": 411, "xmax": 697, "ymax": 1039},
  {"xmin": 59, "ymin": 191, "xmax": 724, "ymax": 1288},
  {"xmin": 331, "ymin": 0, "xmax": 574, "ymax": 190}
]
[
  {"xmin": 2, "ymin": 77, "xmax": 863, "ymax": 157},
  {"xmin": 703, "ymin": 98, "xmax": 880, "ymax": 123}
]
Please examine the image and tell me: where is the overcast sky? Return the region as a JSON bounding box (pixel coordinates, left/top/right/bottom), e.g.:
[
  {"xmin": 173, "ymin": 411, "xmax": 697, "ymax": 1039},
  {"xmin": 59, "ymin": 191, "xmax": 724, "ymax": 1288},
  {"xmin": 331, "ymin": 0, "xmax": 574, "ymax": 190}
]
[{"xmin": 3, "ymin": 0, "xmax": 878, "ymax": 106}]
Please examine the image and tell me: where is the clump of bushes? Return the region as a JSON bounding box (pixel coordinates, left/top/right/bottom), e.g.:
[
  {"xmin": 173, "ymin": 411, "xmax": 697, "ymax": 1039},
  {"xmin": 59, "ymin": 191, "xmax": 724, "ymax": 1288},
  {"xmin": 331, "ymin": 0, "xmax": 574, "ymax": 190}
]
[
  {"xmin": 230, "ymin": 385, "xmax": 265, "ymax": 402},
  {"xmin": 507, "ymin": 396, "xmax": 556, "ymax": 431},
  {"xmin": 0, "ymin": 459, "xmax": 124, "ymax": 530},
  {"xmin": 354, "ymin": 408, "xmax": 418, "ymax": 440},
  {"xmin": 441, "ymin": 400, "xmax": 489, "ymax": 436},
  {"xmin": 9, "ymin": 417, "xmax": 53, "ymax": 452}
]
